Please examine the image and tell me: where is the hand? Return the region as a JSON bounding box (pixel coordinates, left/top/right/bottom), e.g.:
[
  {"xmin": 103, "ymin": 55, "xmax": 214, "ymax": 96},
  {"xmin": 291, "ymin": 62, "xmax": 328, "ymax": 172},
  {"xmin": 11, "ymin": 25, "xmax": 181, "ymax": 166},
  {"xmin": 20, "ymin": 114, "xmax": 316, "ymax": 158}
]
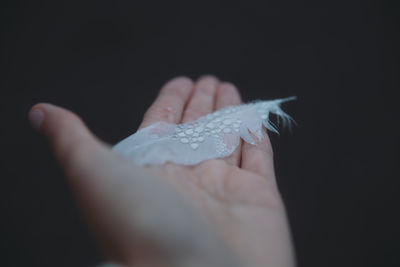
[{"xmin": 29, "ymin": 76, "xmax": 295, "ymax": 267}]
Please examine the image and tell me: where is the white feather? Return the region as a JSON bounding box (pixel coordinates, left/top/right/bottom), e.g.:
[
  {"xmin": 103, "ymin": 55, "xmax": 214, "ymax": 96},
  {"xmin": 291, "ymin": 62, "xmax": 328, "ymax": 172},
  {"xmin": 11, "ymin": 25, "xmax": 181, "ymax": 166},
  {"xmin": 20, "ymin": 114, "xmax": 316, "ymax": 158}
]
[{"xmin": 113, "ymin": 97, "xmax": 295, "ymax": 165}]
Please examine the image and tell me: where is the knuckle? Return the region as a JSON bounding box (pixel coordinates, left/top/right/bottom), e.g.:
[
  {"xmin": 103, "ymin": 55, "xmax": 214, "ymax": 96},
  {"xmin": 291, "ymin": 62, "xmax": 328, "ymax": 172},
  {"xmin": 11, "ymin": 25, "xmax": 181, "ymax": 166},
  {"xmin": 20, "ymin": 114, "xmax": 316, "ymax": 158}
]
[
  {"xmin": 189, "ymin": 105, "xmax": 205, "ymax": 114},
  {"xmin": 198, "ymin": 84, "xmax": 216, "ymax": 95},
  {"xmin": 144, "ymin": 104, "xmax": 177, "ymax": 123},
  {"xmin": 60, "ymin": 138, "xmax": 94, "ymax": 173},
  {"xmin": 47, "ymin": 110, "xmax": 81, "ymax": 140},
  {"xmin": 196, "ymin": 84, "xmax": 218, "ymax": 95},
  {"xmin": 184, "ymin": 107, "xmax": 207, "ymax": 120},
  {"xmin": 159, "ymin": 95, "xmax": 181, "ymax": 108}
]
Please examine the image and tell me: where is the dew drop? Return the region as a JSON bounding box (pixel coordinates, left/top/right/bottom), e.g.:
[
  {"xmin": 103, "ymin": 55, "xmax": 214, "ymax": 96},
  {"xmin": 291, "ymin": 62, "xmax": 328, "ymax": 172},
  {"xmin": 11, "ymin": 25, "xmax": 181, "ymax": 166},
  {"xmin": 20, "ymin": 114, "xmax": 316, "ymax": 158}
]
[
  {"xmin": 195, "ymin": 126, "xmax": 204, "ymax": 132},
  {"xmin": 190, "ymin": 143, "xmax": 199, "ymax": 149},
  {"xmin": 223, "ymin": 119, "xmax": 232, "ymax": 125},
  {"xmin": 180, "ymin": 138, "xmax": 189, "ymax": 143}
]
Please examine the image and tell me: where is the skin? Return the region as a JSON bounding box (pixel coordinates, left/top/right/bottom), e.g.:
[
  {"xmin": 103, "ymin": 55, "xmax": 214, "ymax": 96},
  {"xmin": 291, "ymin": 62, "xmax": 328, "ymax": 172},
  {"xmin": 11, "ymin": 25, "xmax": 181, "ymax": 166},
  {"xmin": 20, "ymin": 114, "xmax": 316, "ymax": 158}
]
[{"xmin": 29, "ymin": 76, "xmax": 295, "ymax": 267}]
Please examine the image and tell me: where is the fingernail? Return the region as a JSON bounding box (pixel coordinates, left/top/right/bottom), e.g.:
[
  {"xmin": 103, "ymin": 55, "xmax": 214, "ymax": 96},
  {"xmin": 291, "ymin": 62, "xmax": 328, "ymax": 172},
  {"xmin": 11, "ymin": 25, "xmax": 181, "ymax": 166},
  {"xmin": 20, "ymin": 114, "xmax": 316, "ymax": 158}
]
[{"xmin": 29, "ymin": 108, "xmax": 45, "ymax": 132}]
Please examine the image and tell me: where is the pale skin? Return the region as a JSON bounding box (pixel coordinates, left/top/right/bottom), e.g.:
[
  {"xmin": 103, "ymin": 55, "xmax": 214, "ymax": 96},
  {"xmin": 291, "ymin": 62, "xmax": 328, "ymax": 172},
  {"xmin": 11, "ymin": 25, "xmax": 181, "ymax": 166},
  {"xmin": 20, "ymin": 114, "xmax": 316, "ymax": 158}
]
[{"xmin": 29, "ymin": 76, "xmax": 295, "ymax": 267}]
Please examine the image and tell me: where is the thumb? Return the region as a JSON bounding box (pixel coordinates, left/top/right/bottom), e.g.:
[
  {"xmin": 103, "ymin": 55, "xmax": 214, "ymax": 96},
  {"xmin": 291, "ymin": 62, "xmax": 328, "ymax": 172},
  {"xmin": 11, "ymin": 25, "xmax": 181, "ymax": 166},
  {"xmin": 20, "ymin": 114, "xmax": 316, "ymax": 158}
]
[{"xmin": 28, "ymin": 103, "xmax": 102, "ymax": 169}]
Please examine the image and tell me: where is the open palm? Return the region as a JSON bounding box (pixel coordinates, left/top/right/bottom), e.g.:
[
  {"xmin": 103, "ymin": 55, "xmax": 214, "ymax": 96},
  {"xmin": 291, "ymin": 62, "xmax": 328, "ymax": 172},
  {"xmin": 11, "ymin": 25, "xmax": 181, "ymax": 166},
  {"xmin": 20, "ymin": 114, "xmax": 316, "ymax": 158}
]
[{"xmin": 29, "ymin": 76, "xmax": 295, "ymax": 267}]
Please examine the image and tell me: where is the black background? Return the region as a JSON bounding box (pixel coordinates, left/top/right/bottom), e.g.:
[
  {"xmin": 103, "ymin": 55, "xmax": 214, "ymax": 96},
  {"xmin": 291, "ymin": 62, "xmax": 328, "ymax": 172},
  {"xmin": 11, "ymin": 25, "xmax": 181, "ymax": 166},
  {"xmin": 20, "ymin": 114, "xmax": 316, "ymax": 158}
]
[{"xmin": 1, "ymin": 1, "xmax": 399, "ymax": 266}]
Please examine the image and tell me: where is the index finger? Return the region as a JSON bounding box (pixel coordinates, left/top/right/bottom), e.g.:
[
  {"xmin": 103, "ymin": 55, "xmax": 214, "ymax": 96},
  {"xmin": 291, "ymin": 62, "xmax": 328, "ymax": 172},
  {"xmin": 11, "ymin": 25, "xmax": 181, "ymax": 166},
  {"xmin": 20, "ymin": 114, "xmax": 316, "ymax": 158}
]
[{"xmin": 139, "ymin": 77, "xmax": 194, "ymax": 129}]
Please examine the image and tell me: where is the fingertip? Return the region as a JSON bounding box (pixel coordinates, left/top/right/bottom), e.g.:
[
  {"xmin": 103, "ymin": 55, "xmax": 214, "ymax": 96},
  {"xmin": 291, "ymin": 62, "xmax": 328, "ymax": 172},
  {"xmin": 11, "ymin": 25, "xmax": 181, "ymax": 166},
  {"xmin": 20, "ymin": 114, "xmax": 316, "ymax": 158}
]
[
  {"xmin": 140, "ymin": 77, "xmax": 194, "ymax": 128},
  {"xmin": 195, "ymin": 75, "xmax": 220, "ymax": 92},
  {"xmin": 181, "ymin": 75, "xmax": 219, "ymax": 122},
  {"xmin": 219, "ymin": 82, "xmax": 242, "ymax": 101},
  {"xmin": 28, "ymin": 103, "xmax": 70, "ymax": 132},
  {"xmin": 29, "ymin": 105, "xmax": 45, "ymax": 132},
  {"xmin": 197, "ymin": 74, "xmax": 219, "ymax": 82},
  {"xmin": 29, "ymin": 102, "xmax": 99, "ymax": 162},
  {"xmin": 167, "ymin": 76, "xmax": 193, "ymax": 85},
  {"xmin": 221, "ymin": 82, "xmax": 240, "ymax": 94},
  {"xmin": 30, "ymin": 102, "xmax": 56, "ymax": 111},
  {"xmin": 161, "ymin": 76, "xmax": 194, "ymax": 96}
]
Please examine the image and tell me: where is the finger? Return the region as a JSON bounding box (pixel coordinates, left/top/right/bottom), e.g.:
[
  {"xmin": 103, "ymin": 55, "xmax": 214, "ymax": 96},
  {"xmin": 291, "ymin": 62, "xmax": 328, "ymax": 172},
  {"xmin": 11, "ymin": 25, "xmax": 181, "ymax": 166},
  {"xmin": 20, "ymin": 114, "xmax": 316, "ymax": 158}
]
[
  {"xmin": 215, "ymin": 82, "xmax": 242, "ymax": 166},
  {"xmin": 241, "ymin": 130, "xmax": 276, "ymax": 180},
  {"xmin": 181, "ymin": 75, "xmax": 219, "ymax": 123},
  {"xmin": 28, "ymin": 103, "xmax": 103, "ymax": 170},
  {"xmin": 139, "ymin": 77, "xmax": 194, "ymax": 129}
]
